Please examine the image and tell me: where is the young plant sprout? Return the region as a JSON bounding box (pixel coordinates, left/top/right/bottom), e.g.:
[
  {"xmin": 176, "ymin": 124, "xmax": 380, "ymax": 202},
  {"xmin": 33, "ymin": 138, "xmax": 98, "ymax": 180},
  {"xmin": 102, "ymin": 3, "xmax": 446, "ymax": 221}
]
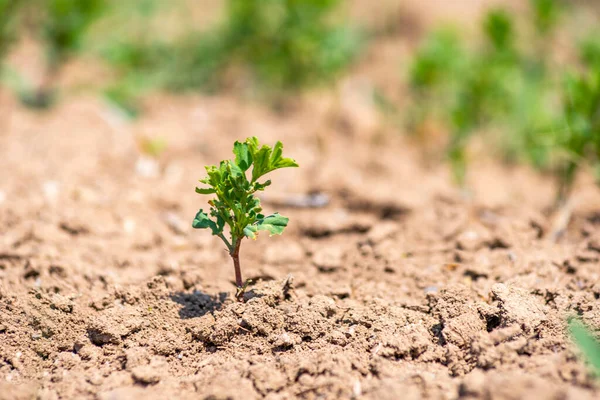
[
  {"xmin": 192, "ymin": 137, "xmax": 298, "ymax": 299},
  {"xmin": 568, "ymin": 318, "xmax": 600, "ymax": 378}
]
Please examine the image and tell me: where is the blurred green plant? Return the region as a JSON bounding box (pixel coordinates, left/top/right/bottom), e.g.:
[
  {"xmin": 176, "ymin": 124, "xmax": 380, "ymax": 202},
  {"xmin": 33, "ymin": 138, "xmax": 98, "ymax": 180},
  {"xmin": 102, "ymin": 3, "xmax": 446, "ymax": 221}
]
[
  {"xmin": 568, "ymin": 319, "xmax": 600, "ymax": 378},
  {"xmin": 531, "ymin": 0, "xmax": 564, "ymax": 37},
  {"xmin": 520, "ymin": 34, "xmax": 600, "ymax": 204},
  {"xmin": 406, "ymin": 9, "xmax": 525, "ymax": 184},
  {"xmin": 20, "ymin": 0, "xmax": 107, "ymax": 108},
  {"xmin": 448, "ymin": 9, "xmax": 522, "ymax": 183},
  {"xmin": 42, "ymin": 0, "xmax": 106, "ymax": 71},
  {"xmin": 101, "ymin": 0, "xmax": 361, "ymax": 106},
  {"xmin": 407, "ymin": 28, "xmax": 464, "ymax": 130},
  {"xmin": 218, "ymin": 0, "xmax": 360, "ymax": 92},
  {"xmin": 100, "ymin": 37, "xmax": 170, "ymax": 117},
  {"xmin": 555, "ymin": 45, "xmax": 600, "ymax": 203},
  {"xmin": 0, "ymin": 0, "xmax": 23, "ymax": 66},
  {"xmin": 483, "ymin": 9, "xmax": 516, "ymax": 53},
  {"xmin": 403, "ymin": 0, "xmax": 598, "ymax": 199}
]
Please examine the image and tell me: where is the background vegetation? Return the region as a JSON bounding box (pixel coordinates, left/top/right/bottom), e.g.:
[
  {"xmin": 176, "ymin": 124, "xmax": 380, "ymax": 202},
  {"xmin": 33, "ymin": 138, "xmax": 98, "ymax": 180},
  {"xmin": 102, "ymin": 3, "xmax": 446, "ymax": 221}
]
[{"xmin": 0, "ymin": 0, "xmax": 598, "ymax": 203}]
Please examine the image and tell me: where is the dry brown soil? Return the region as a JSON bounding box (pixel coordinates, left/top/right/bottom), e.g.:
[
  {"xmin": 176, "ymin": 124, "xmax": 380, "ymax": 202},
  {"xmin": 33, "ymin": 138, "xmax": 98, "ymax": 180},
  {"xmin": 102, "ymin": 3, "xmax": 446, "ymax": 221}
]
[
  {"xmin": 2, "ymin": 1, "xmax": 600, "ymax": 399},
  {"xmin": 1, "ymin": 87, "xmax": 600, "ymax": 400}
]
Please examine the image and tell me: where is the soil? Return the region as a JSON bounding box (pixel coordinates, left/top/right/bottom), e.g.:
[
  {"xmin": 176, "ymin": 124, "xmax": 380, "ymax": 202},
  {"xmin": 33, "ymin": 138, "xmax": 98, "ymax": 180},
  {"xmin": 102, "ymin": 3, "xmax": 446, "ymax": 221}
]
[{"xmin": 2, "ymin": 1, "xmax": 600, "ymax": 399}]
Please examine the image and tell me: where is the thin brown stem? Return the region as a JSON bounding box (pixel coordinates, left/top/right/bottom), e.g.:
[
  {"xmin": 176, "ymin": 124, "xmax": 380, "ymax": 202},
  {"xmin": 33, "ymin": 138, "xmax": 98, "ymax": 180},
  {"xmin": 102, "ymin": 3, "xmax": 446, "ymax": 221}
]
[{"xmin": 231, "ymin": 239, "xmax": 243, "ymax": 288}]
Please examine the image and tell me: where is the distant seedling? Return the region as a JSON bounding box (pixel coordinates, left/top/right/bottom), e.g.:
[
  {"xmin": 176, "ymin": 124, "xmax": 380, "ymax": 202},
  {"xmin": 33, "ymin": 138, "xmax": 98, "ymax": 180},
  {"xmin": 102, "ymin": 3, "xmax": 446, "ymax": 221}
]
[
  {"xmin": 21, "ymin": 0, "xmax": 106, "ymax": 108},
  {"xmin": 568, "ymin": 319, "xmax": 600, "ymax": 378},
  {"xmin": 192, "ymin": 137, "xmax": 298, "ymax": 300},
  {"xmin": 404, "ymin": 0, "xmax": 577, "ymax": 193},
  {"xmin": 557, "ymin": 55, "xmax": 600, "ymax": 204}
]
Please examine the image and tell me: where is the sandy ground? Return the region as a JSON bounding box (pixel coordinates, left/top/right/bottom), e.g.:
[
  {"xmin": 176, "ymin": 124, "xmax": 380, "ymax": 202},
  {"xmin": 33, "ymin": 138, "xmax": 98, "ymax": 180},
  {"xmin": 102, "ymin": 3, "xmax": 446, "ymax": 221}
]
[
  {"xmin": 1, "ymin": 84, "xmax": 600, "ymax": 399},
  {"xmin": 2, "ymin": 1, "xmax": 600, "ymax": 399}
]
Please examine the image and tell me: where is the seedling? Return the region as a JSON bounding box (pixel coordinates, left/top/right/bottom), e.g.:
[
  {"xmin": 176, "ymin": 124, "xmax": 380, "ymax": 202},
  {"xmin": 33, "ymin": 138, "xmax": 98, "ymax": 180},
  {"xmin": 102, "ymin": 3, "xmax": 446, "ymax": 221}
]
[
  {"xmin": 192, "ymin": 137, "xmax": 298, "ymax": 300},
  {"xmin": 568, "ymin": 319, "xmax": 600, "ymax": 378}
]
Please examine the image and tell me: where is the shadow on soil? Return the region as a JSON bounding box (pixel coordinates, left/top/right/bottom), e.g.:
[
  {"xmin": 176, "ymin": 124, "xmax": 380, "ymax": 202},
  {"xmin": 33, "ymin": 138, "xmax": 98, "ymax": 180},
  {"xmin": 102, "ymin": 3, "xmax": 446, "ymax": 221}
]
[{"xmin": 170, "ymin": 290, "xmax": 229, "ymax": 319}]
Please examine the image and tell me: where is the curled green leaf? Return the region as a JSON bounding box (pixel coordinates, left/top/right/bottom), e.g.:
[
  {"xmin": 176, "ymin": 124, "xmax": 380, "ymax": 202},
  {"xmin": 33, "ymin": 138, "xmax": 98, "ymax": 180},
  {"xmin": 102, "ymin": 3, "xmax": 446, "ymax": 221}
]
[
  {"xmin": 233, "ymin": 141, "xmax": 253, "ymax": 171},
  {"xmin": 243, "ymin": 213, "xmax": 289, "ymax": 239},
  {"xmin": 192, "ymin": 209, "xmax": 222, "ymax": 236},
  {"xmin": 195, "ymin": 187, "xmax": 216, "ymax": 194}
]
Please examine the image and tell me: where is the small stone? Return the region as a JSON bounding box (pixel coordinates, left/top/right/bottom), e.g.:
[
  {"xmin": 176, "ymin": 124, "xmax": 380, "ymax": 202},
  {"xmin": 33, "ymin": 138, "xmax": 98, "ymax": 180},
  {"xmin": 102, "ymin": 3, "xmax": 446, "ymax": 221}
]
[
  {"xmin": 346, "ymin": 325, "xmax": 358, "ymax": 337},
  {"xmin": 50, "ymin": 294, "xmax": 74, "ymax": 313},
  {"xmin": 131, "ymin": 365, "xmax": 161, "ymax": 385},
  {"xmin": 272, "ymin": 332, "xmax": 301, "ymax": 348}
]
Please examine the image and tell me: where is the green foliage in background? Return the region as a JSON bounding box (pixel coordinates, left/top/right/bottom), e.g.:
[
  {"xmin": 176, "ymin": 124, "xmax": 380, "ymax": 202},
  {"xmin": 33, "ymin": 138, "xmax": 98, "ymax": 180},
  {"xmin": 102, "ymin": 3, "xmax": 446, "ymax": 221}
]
[
  {"xmin": 405, "ymin": 0, "xmax": 600, "ymax": 202},
  {"xmin": 569, "ymin": 319, "xmax": 600, "ymax": 377},
  {"xmin": 558, "ymin": 42, "xmax": 600, "ymax": 199},
  {"xmin": 2, "ymin": 0, "xmax": 360, "ymax": 112},
  {"xmin": 216, "ymin": 0, "xmax": 360, "ymax": 92},
  {"xmin": 102, "ymin": 0, "xmax": 361, "ymax": 104},
  {"xmin": 407, "ymin": 28, "xmax": 465, "ymax": 135},
  {"xmin": 7, "ymin": 0, "xmax": 108, "ymax": 108},
  {"xmin": 483, "ymin": 9, "xmax": 516, "ymax": 53},
  {"xmin": 0, "ymin": 0, "xmax": 23, "ymax": 65},
  {"xmin": 531, "ymin": 0, "xmax": 564, "ymax": 37},
  {"xmin": 41, "ymin": 0, "xmax": 107, "ymax": 70}
]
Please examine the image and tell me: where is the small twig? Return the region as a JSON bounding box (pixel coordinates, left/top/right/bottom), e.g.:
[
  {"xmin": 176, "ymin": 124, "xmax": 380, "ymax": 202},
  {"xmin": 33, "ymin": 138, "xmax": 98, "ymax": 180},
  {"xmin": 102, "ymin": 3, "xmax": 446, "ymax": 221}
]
[{"xmin": 549, "ymin": 200, "xmax": 574, "ymax": 243}]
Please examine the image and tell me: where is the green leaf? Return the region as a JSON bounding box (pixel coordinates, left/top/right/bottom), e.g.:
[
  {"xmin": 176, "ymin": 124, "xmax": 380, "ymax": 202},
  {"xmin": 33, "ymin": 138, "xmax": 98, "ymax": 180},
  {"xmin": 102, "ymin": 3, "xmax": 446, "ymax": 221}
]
[
  {"xmin": 247, "ymin": 138, "xmax": 299, "ymax": 182},
  {"xmin": 243, "ymin": 213, "xmax": 289, "ymax": 239},
  {"xmin": 233, "ymin": 141, "xmax": 252, "ymax": 171},
  {"xmin": 195, "ymin": 187, "xmax": 216, "ymax": 194},
  {"xmin": 270, "ymin": 141, "xmax": 299, "ymax": 169},
  {"xmin": 227, "ymin": 160, "xmax": 244, "ymax": 179},
  {"xmin": 192, "ymin": 209, "xmax": 223, "ymax": 236},
  {"xmin": 254, "ymin": 180, "xmax": 272, "ymax": 191},
  {"xmin": 569, "ymin": 319, "xmax": 600, "ymax": 376}
]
